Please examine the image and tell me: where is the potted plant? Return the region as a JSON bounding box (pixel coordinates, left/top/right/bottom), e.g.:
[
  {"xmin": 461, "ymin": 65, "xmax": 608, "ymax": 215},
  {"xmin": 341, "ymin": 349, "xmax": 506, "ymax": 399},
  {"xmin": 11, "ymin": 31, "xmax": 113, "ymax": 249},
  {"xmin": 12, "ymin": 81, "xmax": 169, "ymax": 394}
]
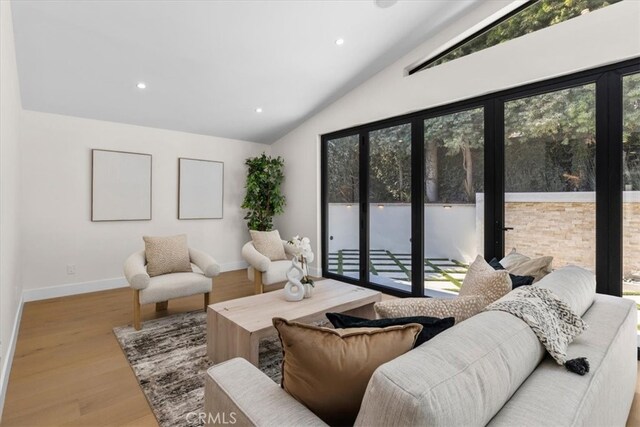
[
  {"xmin": 241, "ymin": 153, "xmax": 286, "ymax": 231},
  {"xmin": 287, "ymin": 235, "xmax": 315, "ymax": 298}
]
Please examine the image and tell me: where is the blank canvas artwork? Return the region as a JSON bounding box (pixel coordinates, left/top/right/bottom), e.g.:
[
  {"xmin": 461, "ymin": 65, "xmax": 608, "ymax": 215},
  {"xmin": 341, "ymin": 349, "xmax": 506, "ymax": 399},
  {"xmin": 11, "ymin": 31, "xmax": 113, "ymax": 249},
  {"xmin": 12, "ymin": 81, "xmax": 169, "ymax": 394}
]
[
  {"xmin": 92, "ymin": 150, "xmax": 152, "ymax": 221},
  {"xmin": 179, "ymin": 158, "xmax": 224, "ymax": 219}
]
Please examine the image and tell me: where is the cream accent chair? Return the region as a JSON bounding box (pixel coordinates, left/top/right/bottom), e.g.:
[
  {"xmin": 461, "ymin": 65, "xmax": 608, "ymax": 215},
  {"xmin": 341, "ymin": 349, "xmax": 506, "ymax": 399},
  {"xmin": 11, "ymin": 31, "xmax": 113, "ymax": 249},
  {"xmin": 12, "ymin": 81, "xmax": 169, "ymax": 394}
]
[
  {"xmin": 242, "ymin": 240, "xmax": 302, "ymax": 294},
  {"xmin": 124, "ymin": 248, "xmax": 220, "ymax": 330}
]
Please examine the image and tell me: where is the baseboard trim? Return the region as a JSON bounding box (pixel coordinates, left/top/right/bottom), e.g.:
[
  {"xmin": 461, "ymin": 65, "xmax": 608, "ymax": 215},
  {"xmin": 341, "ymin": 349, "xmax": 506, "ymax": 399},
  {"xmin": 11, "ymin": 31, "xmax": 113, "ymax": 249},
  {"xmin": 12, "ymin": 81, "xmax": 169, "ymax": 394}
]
[
  {"xmin": 22, "ymin": 277, "xmax": 128, "ymax": 302},
  {"xmin": 22, "ymin": 261, "xmax": 250, "ymax": 303},
  {"xmin": 0, "ymin": 295, "xmax": 23, "ymax": 421},
  {"xmin": 220, "ymin": 261, "xmax": 248, "ymax": 272}
]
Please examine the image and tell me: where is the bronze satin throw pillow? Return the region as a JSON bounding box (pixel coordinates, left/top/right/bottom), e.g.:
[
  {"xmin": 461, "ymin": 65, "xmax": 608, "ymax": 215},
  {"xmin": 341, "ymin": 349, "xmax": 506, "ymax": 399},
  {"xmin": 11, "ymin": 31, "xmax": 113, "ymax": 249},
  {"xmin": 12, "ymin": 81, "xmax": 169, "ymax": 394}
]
[
  {"xmin": 273, "ymin": 317, "xmax": 422, "ymax": 426},
  {"xmin": 143, "ymin": 234, "xmax": 192, "ymax": 277}
]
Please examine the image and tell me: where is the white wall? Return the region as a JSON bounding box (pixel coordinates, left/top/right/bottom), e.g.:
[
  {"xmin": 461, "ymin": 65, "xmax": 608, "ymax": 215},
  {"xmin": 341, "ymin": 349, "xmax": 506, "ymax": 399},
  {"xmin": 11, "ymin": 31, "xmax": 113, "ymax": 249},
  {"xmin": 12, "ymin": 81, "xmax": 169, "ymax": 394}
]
[
  {"xmin": 0, "ymin": 0, "xmax": 23, "ymax": 416},
  {"xmin": 328, "ymin": 203, "xmax": 477, "ymax": 262},
  {"xmin": 19, "ymin": 111, "xmax": 268, "ymax": 294},
  {"xmin": 271, "ymin": 0, "xmax": 640, "ymax": 271}
]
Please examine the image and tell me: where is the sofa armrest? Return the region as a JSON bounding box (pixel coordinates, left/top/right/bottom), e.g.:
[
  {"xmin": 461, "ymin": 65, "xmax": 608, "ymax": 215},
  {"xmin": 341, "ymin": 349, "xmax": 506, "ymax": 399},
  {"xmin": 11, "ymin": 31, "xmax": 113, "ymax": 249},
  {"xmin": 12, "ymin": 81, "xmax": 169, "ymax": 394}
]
[
  {"xmin": 123, "ymin": 250, "xmax": 150, "ymax": 290},
  {"xmin": 205, "ymin": 358, "xmax": 327, "ymax": 427},
  {"xmin": 242, "ymin": 242, "xmax": 271, "ymax": 272},
  {"xmin": 190, "ymin": 248, "xmax": 221, "ymax": 278},
  {"xmin": 374, "ymin": 295, "xmax": 486, "ymax": 324}
]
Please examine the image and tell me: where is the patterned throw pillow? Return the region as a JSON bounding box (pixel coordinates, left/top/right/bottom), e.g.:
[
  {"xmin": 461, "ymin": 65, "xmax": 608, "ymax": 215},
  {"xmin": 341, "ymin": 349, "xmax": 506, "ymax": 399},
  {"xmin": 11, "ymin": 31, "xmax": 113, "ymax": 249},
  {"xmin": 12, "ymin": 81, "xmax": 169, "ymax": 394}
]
[
  {"xmin": 143, "ymin": 234, "xmax": 192, "ymax": 277},
  {"xmin": 249, "ymin": 230, "xmax": 286, "ymax": 261},
  {"xmin": 458, "ymin": 255, "xmax": 512, "ymax": 304},
  {"xmin": 373, "ymin": 296, "xmax": 486, "ymax": 324}
]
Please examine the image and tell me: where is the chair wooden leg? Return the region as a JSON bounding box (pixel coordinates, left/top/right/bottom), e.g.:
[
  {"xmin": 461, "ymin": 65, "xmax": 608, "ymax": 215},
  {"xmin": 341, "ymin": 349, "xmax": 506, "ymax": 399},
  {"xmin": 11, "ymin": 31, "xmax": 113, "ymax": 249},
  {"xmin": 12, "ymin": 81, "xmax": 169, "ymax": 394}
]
[
  {"xmin": 204, "ymin": 292, "xmax": 210, "ymax": 312},
  {"xmin": 156, "ymin": 301, "xmax": 168, "ymax": 312},
  {"xmin": 254, "ymin": 270, "xmax": 264, "ymax": 294},
  {"xmin": 133, "ymin": 289, "xmax": 141, "ymax": 331}
]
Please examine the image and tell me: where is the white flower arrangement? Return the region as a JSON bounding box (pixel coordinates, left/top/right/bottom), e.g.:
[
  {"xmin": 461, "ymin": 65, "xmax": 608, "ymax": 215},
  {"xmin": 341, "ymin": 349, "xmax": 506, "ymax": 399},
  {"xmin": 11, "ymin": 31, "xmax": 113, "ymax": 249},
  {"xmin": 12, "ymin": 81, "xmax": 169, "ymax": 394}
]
[{"xmin": 287, "ymin": 235, "xmax": 314, "ymax": 286}]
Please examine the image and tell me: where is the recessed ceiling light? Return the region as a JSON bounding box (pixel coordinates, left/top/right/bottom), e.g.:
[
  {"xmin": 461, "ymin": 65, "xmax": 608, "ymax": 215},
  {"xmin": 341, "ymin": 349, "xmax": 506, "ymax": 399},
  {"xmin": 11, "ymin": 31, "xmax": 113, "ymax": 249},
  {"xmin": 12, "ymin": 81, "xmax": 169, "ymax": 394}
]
[
  {"xmin": 136, "ymin": 82, "xmax": 146, "ymax": 89},
  {"xmin": 335, "ymin": 38, "xmax": 345, "ymax": 46},
  {"xmin": 255, "ymin": 107, "xmax": 263, "ymax": 113},
  {"xmin": 375, "ymin": 0, "xmax": 398, "ymax": 8}
]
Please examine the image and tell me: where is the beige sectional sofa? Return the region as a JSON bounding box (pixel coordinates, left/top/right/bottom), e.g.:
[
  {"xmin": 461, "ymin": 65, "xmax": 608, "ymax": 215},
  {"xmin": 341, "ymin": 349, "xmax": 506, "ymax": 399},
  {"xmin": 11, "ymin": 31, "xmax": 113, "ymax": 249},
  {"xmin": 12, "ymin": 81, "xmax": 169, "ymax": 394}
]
[{"xmin": 204, "ymin": 266, "xmax": 637, "ymax": 426}]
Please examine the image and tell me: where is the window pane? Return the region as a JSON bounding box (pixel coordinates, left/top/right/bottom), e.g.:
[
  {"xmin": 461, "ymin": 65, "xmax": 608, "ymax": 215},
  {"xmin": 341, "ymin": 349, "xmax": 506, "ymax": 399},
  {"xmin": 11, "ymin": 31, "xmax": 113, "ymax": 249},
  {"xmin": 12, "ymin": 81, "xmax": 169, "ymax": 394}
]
[
  {"xmin": 622, "ymin": 73, "xmax": 640, "ymax": 333},
  {"xmin": 504, "ymin": 83, "xmax": 596, "ymax": 271},
  {"xmin": 423, "ymin": 107, "xmax": 484, "ymax": 295},
  {"xmin": 369, "ymin": 124, "xmax": 411, "ymax": 291},
  {"xmin": 423, "ymin": 0, "xmax": 621, "ymax": 70},
  {"xmin": 326, "ymin": 135, "xmax": 359, "ymax": 279}
]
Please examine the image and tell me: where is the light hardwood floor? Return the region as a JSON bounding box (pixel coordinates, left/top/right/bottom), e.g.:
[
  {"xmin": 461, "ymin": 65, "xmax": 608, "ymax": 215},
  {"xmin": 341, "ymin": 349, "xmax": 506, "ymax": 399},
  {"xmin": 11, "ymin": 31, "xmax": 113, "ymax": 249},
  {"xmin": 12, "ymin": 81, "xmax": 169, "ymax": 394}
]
[{"xmin": 1, "ymin": 270, "xmax": 639, "ymax": 426}]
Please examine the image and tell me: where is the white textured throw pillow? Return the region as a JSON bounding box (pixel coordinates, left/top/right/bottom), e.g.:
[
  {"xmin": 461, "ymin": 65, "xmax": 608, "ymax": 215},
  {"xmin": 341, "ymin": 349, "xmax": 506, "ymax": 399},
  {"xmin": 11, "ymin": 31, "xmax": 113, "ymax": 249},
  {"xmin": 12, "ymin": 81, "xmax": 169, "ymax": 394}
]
[
  {"xmin": 500, "ymin": 248, "xmax": 553, "ymax": 282},
  {"xmin": 143, "ymin": 234, "xmax": 193, "ymax": 277},
  {"xmin": 250, "ymin": 230, "xmax": 287, "ymax": 261},
  {"xmin": 459, "ymin": 255, "xmax": 512, "ymax": 304},
  {"xmin": 500, "ymin": 248, "xmax": 531, "ymax": 270}
]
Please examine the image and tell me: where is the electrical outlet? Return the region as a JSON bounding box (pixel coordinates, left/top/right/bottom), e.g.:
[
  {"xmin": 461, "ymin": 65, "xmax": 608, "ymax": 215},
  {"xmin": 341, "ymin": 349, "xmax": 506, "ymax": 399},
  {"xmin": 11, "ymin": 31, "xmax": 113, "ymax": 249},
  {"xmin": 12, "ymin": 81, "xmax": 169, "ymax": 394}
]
[{"xmin": 67, "ymin": 264, "xmax": 76, "ymax": 275}]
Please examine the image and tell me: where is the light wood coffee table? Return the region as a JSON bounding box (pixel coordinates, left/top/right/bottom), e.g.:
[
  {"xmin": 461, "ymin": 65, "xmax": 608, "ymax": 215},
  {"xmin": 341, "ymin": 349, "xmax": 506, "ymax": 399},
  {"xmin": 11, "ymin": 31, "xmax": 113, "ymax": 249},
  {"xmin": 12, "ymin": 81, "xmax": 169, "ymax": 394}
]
[{"xmin": 206, "ymin": 279, "xmax": 381, "ymax": 367}]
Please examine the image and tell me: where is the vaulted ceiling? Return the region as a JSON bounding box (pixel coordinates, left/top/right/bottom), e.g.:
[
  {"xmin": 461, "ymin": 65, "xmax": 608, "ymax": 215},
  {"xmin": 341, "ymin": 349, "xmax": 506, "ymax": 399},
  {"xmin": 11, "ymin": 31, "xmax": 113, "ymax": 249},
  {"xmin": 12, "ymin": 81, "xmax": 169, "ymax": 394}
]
[{"xmin": 11, "ymin": 0, "xmax": 481, "ymax": 144}]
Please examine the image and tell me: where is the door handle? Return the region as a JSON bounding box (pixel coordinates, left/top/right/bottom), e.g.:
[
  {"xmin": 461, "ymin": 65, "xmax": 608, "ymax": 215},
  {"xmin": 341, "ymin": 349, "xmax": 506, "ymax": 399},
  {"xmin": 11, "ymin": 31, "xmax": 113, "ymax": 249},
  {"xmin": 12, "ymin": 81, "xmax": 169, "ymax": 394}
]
[{"xmin": 503, "ymin": 227, "xmax": 514, "ymax": 231}]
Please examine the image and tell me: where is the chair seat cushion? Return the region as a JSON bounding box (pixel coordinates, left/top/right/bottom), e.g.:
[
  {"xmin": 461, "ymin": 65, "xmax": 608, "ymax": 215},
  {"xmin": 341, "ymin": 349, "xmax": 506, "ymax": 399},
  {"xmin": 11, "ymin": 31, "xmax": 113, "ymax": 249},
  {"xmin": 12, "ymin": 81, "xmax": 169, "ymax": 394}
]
[
  {"xmin": 140, "ymin": 272, "xmax": 211, "ymax": 304},
  {"xmin": 248, "ymin": 260, "xmax": 291, "ymax": 286}
]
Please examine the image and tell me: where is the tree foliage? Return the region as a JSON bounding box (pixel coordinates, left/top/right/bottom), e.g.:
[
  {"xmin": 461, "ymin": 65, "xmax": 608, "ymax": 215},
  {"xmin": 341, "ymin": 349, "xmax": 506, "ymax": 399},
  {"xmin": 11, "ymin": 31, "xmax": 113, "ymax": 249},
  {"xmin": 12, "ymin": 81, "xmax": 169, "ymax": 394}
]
[
  {"xmin": 327, "ymin": 135, "xmax": 359, "ymax": 203},
  {"xmin": 505, "ymin": 84, "xmax": 596, "ymax": 192},
  {"xmin": 429, "ymin": 0, "xmax": 621, "ymax": 69},
  {"xmin": 369, "ymin": 124, "xmax": 411, "ymax": 203},
  {"xmin": 241, "ymin": 153, "xmax": 286, "ymax": 231}
]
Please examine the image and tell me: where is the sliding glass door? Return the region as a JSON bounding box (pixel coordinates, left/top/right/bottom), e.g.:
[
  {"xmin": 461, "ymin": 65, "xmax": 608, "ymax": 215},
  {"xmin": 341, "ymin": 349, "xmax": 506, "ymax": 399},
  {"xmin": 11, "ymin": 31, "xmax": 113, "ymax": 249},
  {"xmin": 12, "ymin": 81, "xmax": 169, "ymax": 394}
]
[
  {"xmin": 423, "ymin": 108, "xmax": 484, "ymax": 295},
  {"xmin": 503, "ymin": 84, "xmax": 597, "ymax": 272},
  {"xmin": 325, "ymin": 135, "xmax": 360, "ymax": 279},
  {"xmin": 368, "ymin": 123, "xmax": 412, "ymax": 291}
]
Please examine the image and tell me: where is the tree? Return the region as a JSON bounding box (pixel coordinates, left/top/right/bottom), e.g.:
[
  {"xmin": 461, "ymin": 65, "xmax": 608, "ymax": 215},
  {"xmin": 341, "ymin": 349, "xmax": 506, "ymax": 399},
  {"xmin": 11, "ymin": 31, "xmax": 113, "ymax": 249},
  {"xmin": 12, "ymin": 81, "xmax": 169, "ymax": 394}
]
[
  {"xmin": 424, "ymin": 108, "xmax": 484, "ymax": 203},
  {"xmin": 326, "ymin": 136, "xmax": 359, "ymax": 203}
]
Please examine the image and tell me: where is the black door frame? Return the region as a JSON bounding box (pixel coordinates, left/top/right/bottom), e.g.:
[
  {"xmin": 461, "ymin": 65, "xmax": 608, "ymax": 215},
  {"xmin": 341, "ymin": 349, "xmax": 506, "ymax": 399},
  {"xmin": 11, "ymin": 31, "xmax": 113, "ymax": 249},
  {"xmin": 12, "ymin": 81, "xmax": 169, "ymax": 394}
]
[{"xmin": 321, "ymin": 57, "xmax": 640, "ymax": 298}]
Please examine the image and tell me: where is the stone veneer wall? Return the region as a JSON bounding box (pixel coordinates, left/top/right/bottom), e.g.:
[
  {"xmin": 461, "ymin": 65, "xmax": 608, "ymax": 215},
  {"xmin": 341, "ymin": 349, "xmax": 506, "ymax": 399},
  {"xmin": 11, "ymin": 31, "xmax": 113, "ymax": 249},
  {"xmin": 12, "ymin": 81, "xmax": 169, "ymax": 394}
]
[{"xmin": 504, "ymin": 201, "xmax": 640, "ymax": 278}]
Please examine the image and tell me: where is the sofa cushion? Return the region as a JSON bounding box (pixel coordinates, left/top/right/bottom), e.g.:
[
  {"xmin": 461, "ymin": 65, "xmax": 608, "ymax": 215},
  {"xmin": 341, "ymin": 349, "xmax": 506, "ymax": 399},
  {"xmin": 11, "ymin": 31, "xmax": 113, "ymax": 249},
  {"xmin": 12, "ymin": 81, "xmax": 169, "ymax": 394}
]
[
  {"xmin": 356, "ymin": 309, "xmax": 545, "ymax": 427},
  {"xmin": 139, "ymin": 271, "xmax": 211, "ymax": 304},
  {"xmin": 488, "ymin": 294, "xmax": 636, "ymax": 427},
  {"xmin": 534, "ymin": 265, "xmax": 595, "ymax": 316},
  {"xmin": 325, "ymin": 312, "xmax": 454, "ymax": 347},
  {"xmin": 273, "ymin": 318, "xmax": 421, "ymax": 426},
  {"xmin": 248, "ymin": 260, "xmax": 291, "ymax": 285},
  {"xmin": 143, "ymin": 234, "xmax": 192, "ymax": 277},
  {"xmin": 250, "ymin": 230, "xmax": 287, "ymax": 261}
]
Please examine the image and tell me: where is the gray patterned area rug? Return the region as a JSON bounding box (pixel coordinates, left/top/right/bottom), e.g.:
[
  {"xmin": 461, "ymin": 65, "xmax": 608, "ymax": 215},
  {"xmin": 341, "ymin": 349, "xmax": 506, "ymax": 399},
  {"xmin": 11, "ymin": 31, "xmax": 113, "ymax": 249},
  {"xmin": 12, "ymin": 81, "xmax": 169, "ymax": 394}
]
[{"xmin": 113, "ymin": 310, "xmax": 293, "ymax": 427}]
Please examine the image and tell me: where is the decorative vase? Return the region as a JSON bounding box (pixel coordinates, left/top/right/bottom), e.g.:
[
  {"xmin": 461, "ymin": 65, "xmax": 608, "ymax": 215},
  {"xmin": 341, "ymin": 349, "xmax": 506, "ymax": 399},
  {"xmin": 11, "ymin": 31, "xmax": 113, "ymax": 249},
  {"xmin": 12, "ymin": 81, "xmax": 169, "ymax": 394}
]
[
  {"xmin": 284, "ymin": 257, "xmax": 305, "ymax": 302},
  {"xmin": 303, "ymin": 283, "xmax": 313, "ymax": 298}
]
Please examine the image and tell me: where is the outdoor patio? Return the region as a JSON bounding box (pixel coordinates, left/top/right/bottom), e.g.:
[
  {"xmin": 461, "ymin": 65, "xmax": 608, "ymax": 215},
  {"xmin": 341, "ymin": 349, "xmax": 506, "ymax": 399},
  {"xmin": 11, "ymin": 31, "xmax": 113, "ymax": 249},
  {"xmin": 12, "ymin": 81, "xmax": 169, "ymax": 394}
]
[{"xmin": 328, "ymin": 249, "xmax": 469, "ymax": 293}]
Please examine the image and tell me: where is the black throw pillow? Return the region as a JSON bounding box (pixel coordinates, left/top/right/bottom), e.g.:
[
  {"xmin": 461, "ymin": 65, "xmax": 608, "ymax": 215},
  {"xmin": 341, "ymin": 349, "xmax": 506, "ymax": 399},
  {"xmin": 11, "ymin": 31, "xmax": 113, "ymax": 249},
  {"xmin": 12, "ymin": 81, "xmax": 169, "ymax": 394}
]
[
  {"xmin": 488, "ymin": 258, "xmax": 534, "ymax": 288},
  {"xmin": 326, "ymin": 312, "xmax": 454, "ymax": 347}
]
